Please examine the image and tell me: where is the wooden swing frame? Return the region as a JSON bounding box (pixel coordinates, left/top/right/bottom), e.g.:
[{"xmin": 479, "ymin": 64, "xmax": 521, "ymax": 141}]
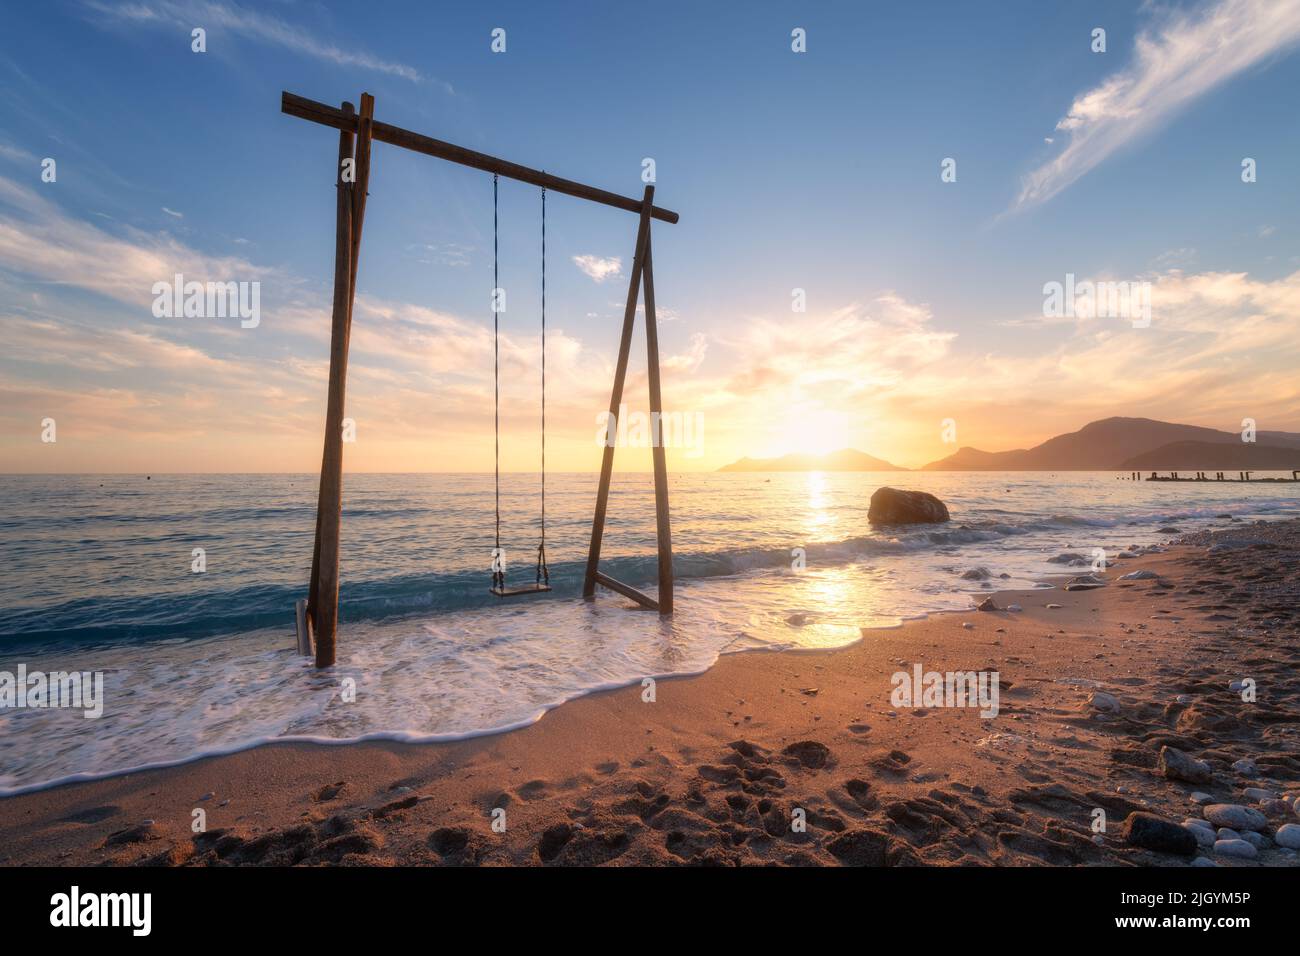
[{"xmin": 282, "ymin": 91, "xmax": 678, "ymax": 668}]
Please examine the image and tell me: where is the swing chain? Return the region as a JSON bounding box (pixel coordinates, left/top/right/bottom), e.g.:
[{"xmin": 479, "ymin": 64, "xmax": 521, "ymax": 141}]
[{"xmin": 492, "ymin": 173, "xmax": 504, "ymax": 592}]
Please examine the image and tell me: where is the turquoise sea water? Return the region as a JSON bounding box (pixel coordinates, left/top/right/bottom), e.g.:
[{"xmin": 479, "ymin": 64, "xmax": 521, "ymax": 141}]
[{"xmin": 1, "ymin": 471, "xmax": 1296, "ymax": 792}]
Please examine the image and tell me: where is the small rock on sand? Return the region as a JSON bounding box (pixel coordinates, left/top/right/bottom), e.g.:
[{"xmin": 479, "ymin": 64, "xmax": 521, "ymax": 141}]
[
  {"xmin": 976, "ymin": 597, "xmax": 999, "ymax": 612},
  {"xmin": 1089, "ymin": 691, "xmax": 1121, "ymax": 713},
  {"xmin": 1064, "ymin": 575, "xmax": 1106, "ymax": 591},
  {"xmin": 1189, "ymin": 792, "xmax": 1214, "ymax": 805},
  {"xmin": 1158, "ymin": 746, "xmax": 1212, "ymax": 784},
  {"xmin": 1231, "ymin": 757, "xmax": 1257, "ymax": 775},
  {"xmin": 1275, "ymin": 824, "xmax": 1300, "ymax": 850},
  {"xmin": 1119, "ymin": 570, "xmax": 1159, "ymax": 580},
  {"xmin": 1242, "ymin": 787, "xmax": 1274, "ymax": 803},
  {"xmin": 1122, "ymin": 812, "xmax": 1197, "ymax": 856},
  {"xmin": 1204, "ymin": 804, "xmax": 1267, "ymax": 831},
  {"xmin": 1213, "ymin": 838, "xmax": 1257, "ymax": 859}
]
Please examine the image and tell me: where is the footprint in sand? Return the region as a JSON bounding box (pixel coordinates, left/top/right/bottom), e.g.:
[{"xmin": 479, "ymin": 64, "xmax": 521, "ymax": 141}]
[
  {"xmin": 514, "ymin": 779, "xmax": 550, "ymax": 802},
  {"xmin": 782, "ymin": 741, "xmax": 833, "ymax": 770}
]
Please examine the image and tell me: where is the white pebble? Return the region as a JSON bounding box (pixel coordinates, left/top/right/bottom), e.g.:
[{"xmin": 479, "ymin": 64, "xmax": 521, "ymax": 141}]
[{"xmin": 1275, "ymin": 824, "xmax": 1300, "ymax": 850}]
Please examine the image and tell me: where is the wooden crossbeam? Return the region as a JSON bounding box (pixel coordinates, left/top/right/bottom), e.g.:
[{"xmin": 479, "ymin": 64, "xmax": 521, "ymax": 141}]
[
  {"xmin": 593, "ymin": 572, "xmax": 660, "ymax": 611},
  {"xmin": 282, "ymin": 92, "xmax": 679, "ymax": 225}
]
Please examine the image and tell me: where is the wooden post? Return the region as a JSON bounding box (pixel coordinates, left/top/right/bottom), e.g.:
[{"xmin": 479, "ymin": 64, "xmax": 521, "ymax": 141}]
[
  {"xmin": 307, "ymin": 102, "xmax": 355, "ymax": 638},
  {"xmin": 641, "ymin": 232, "xmax": 673, "ymax": 613},
  {"xmin": 345, "ymin": 93, "xmax": 375, "ymax": 350},
  {"xmin": 309, "ymin": 95, "xmax": 375, "ymax": 668},
  {"xmin": 583, "ymin": 186, "xmax": 655, "ymax": 600}
]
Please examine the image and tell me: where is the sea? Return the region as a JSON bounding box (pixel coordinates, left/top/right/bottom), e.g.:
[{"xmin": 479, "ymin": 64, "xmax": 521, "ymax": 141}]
[{"xmin": 1, "ymin": 471, "xmax": 1296, "ymax": 793}]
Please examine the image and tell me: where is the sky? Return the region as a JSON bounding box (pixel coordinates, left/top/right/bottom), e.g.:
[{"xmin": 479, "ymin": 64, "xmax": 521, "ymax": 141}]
[{"xmin": 2, "ymin": 0, "xmax": 1300, "ymax": 473}]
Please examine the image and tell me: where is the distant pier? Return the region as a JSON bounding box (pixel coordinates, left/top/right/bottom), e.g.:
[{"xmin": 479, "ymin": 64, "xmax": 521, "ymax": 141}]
[{"xmin": 1125, "ymin": 470, "xmax": 1300, "ymax": 483}]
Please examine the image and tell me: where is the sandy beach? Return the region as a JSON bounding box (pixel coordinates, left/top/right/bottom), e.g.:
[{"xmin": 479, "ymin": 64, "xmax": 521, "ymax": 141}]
[{"xmin": 1, "ymin": 519, "xmax": 1297, "ymax": 867}]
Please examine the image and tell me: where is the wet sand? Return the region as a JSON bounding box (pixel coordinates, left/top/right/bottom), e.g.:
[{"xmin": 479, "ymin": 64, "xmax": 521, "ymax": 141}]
[{"xmin": 2, "ymin": 519, "xmax": 1298, "ymax": 866}]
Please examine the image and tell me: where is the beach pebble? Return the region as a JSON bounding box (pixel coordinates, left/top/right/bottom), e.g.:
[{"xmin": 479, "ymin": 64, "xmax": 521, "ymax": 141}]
[
  {"xmin": 1158, "ymin": 746, "xmax": 1212, "ymax": 784},
  {"xmin": 976, "ymin": 597, "xmax": 999, "ymax": 612},
  {"xmin": 1274, "ymin": 824, "xmax": 1300, "ymax": 850},
  {"xmin": 1215, "ymin": 828, "xmax": 1240, "ymax": 841},
  {"xmin": 1204, "ymin": 803, "xmax": 1267, "ymax": 831},
  {"xmin": 1006, "ymin": 604, "xmax": 1023, "ymax": 612},
  {"xmin": 1241, "ymin": 787, "xmax": 1274, "ymax": 803},
  {"xmin": 1228, "ymin": 681, "xmax": 1250, "ymax": 695},
  {"xmin": 1119, "ymin": 570, "xmax": 1159, "ymax": 580},
  {"xmin": 1239, "ymin": 831, "xmax": 1268, "ymax": 850},
  {"xmin": 1064, "ymin": 576, "xmax": 1106, "ymax": 591},
  {"xmin": 961, "ymin": 567, "xmax": 993, "ymax": 580},
  {"xmin": 962, "ymin": 622, "xmax": 974, "ymax": 630},
  {"xmin": 1231, "ymin": 756, "xmax": 1257, "ymax": 775},
  {"xmin": 1260, "ymin": 799, "xmax": 1290, "ymax": 817},
  {"xmin": 1046, "ymin": 603, "xmax": 1063, "ymax": 609},
  {"xmin": 1122, "ymin": 812, "xmax": 1197, "ymax": 856},
  {"xmin": 1089, "ymin": 691, "xmax": 1121, "ymax": 713},
  {"xmin": 1213, "ymin": 838, "xmax": 1257, "ymax": 859},
  {"xmin": 199, "ymin": 792, "xmax": 214, "ymax": 801},
  {"xmin": 1048, "ymin": 553, "xmax": 1088, "ymax": 565},
  {"xmin": 1191, "ymin": 856, "xmax": 1219, "ymax": 867},
  {"xmin": 1182, "ymin": 822, "xmax": 1215, "ymax": 847},
  {"xmin": 1189, "ymin": 792, "xmax": 1214, "ymax": 805}
]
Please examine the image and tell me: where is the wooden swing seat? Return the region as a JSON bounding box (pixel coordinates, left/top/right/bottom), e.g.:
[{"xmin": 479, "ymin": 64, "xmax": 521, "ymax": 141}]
[{"xmin": 490, "ymin": 582, "xmax": 553, "ymax": 598}]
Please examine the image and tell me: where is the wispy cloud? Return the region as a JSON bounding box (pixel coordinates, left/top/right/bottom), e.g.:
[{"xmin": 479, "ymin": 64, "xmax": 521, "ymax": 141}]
[
  {"xmin": 0, "ymin": 175, "xmax": 277, "ymax": 306},
  {"xmin": 161, "ymin": 206, "xmax": 183, "ymax": 218},
  {"xmin": 573, "ymin": 254, "xmax": 622, "ymax": 282},
  {"xmin": 84, "ymin": 0, "xmax": 433, "ymax": 85},
  {"xmin": 1013, "ymin": 0, "xmax": 1300, "ymax": 211},
  {"xmin": 0, "ymin": 142, "xmax": 38, "ymax": 164}
]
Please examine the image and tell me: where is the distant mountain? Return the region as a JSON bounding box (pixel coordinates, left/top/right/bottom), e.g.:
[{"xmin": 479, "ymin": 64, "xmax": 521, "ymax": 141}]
[
  {"xmin": 719, "ymin": 448, "xmax": 905, "ymax": 472},
  {"xmin": 1122, "ymin": 441, "xmax": 1300, "ymax": 471},
  {"xmin": 922, "ymin": 417, "xmax": 1300, "ymax": 471}
]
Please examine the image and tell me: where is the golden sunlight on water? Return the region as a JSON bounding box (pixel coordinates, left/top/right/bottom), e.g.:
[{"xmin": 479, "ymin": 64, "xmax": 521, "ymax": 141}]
[{"xmin": 804, "ymin": 471, "xmax": 838, "ymax": 538}]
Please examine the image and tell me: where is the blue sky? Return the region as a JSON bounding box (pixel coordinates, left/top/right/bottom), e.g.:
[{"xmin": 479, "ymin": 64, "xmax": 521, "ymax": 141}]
[{"xmin": 3, "ymin": 0, "xmax": 1300, "ymax": 471}]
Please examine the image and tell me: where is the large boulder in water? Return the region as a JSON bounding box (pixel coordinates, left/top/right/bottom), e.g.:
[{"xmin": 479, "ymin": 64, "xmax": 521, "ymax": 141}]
[{"xmin": 868, "ymin": 487, "xmax": 950, "ymax": 525}]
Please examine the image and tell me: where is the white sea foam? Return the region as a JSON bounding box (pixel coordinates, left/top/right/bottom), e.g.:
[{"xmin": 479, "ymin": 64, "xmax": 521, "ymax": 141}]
[{"xmin": 1, "ymin": 471, "xmax": 1296, "ymax": 792}]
